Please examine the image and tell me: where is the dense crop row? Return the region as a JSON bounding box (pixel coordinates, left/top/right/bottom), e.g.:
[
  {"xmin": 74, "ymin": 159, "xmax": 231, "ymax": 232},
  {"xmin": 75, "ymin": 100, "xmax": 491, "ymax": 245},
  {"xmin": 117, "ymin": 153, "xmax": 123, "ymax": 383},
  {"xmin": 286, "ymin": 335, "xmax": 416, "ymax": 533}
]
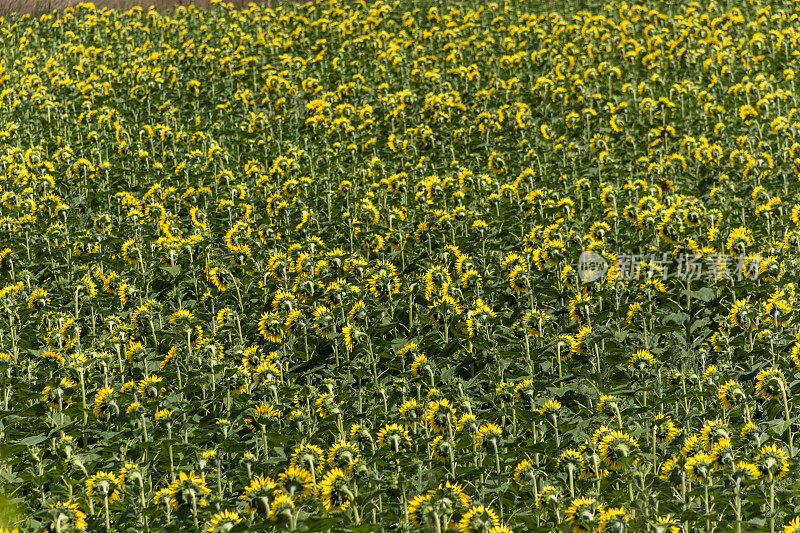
[{"xmin": 1, "ymin": 0, "xmax": 800, "ymax": 531}]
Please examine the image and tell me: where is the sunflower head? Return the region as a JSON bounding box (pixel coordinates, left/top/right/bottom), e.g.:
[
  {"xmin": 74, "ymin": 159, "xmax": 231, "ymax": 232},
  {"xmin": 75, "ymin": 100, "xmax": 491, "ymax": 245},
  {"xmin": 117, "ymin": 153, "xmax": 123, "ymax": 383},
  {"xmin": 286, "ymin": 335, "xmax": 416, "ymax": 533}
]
[
  {"xmin": 565, "ymin": 497, "xmax": 603, "ymax": 533},
  {"xmin": 458, "ymin": 505, "xmax": 499, "ymax": 533}
]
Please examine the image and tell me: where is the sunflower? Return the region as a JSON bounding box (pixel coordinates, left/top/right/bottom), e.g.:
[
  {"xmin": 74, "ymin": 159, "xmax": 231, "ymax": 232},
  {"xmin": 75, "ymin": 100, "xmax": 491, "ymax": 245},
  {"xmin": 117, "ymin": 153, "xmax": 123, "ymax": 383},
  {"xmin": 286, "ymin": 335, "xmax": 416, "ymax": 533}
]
[
  {"xmin": 718, "ymin": 379, "xmax": 746, "ymax": 410},
  {"xmin": 568, "ymin": 292, "xmax": 595, "ymax": 324},
  {"xmin": 314, "ymin": 392, "xmax": 338, "ymax": 419},
  {"xmin": 240, "ymin": 476, "xmax": 283, "ymax": 514},
  {"xmin": 327, "ymin": 441, "xmax": 360, "ymax": 470},
  {"xmin": 48, "ymin": 500, "xmax": 87, "ymax": 531},
  {"xmin": 507, "ymin": 265, "xmax": 530, "ymax": 292},
  {"xmin": 785, "ymin": 517, "xmax": 800, "ymax": 532},
  {"xmin": 169, "ymin": 309, "xmax": 195, "ymax": 333},
  {"xmin": 710, "ymin": 438, "xmax": 735, "ymax": 469},
  {"xmin": 245, "ymin": 403, "xmax": 279, "ymax": 431},
  {"xmin": 312, "ymin": 304, "xmax": 335, "ymax": 338},
  {"xmin": 680, "ymin": 434, "xmax": 704, "ymax": 457},
  {"xmin": 700, "ymin": 419, "xmax": 729, "ymax": 450},
  {"xmin": 686, "ymin": 453, "xmax": 714, "ymax": 484},
  {"xmin": 407, "ymin": 493, "xmax": 434, "ymax": 528},
  {"xmin": 208, "ymin": 510, "xmax": 242, "ymax": 533},
  {"xmin": 756, "ymin": 443, "xmax": 790, "ymax": 481},
  {"xmin": 168, "ymin": 470, "xmax": 211, "ymax": 510},
  {"xmin": 726, "ymin": 227, "xmax": 754, "ymax": 255},
  {"xmin": 428, "ymin": 293, "xmax": 462, "ymax": 325},
  {"xmin": 628, "ymin": 349, "xmax": 655, "ymax": 372},
  {"xmin": 659, "ymin": 456, "xmax": 683, "ymax": 487},
  {"xmin": 92, "ymin": 385, "xmax": 117, "ymax": 420},
  {"xmin": 650, "ymin": 516, "xmax": 680, "ymax": 533},
  {"xmin": 535, "ymin": 484, "xmax": 563, "ymax": 513},
  {"xmin": 269, "ymin": 494, "xmax": 296, "ymax": 524},
  {"xmin": 428, "ymin": 481, "xmax": 471, "ymax": 518},
  {"xmin": 458, "ymin": 506, "xmax": 499, "ymax": 533},
  {"xmin": 410, "ymin": 354, "xmax": 432, "ymax": 377},
  {"xmin": 320, "ymin": 468, "xmax": 353, "ymax": 512},
  {"xmin": 137, "ymin": 375, "xmax": 163, "ymax": 401},
  {"xmin": 258, "ymin": 311, "xmax": 284, "ymax": 343},
  {"xmin": 426, "ymin": 399, "xmax": 457, "ymax": 434},
  {"xmin": 598, "ymin": 507, "xmax": 630, "ymax": 533},
  {"xmin": 475, "ymin": 423, "xmax": 502, "ymax": 452},
  {"xmin": 291, "ymin": 443, "xmax": 325, "ymax": 474},
  {"xmin": 457, "ymin": 412, "xmax": 479, "ymax": 434},
  {"xmin": 597, "ymin": 395, "xmax": 620, "ymax": 417},
  {"xmin": 376, "ymin": 423, "xmax": 411, "ymax": 453},
  {"xmin": 430, "ymin": 436, "xmax": 453, "ymax": 462},
  {"xmin": 741, "ymin": 422, "xmax": 763, "ymax": 448},
  {"xmin": 731, "ymin": 461, "xmax": 760, "ymax": 488},
  {"xmin": 272, "ymin": 290, "xmax": 297, "ymax": 315},
  {"xmin": 599, "ymin": 431, "xmax": 638, "ymax": 470},
  {"xmin": 43, "ymin": 377, "xmax": 76, "ymax": 411},
  {"xmin": 755, "ymin": 367, "xmax": 786, "ymax": 401},
  {"xmin": 539, "ymin": 399, "xmax": 562, "ymax": 419},
  {"xmin": 399, "ymin": 398, "xmax": 425, "ymax": 425},
  {"xmin": 651, "ymin": 413, "xmax": 680, "ymax": 444},
  {"xmin": 558, "ymin": 449, "xmax": 584, "ymax": 474},
  {"xmin": 86, "ymin": 471, "xmax": 122, "ymax": 503},
  {"xmin": 520, "ymin": 309, "xmax": 551, "ymax": 337},
  {"xmin": 513, "ymin": 459, "xmax": 536, "ymax": 487},
  {"xmin": 565, "ymin": 497, "xmax": 603, "ymax": 533},
  {"xmin": 279, "ymin": 465, "xmax": 316, "ymax": 498}
]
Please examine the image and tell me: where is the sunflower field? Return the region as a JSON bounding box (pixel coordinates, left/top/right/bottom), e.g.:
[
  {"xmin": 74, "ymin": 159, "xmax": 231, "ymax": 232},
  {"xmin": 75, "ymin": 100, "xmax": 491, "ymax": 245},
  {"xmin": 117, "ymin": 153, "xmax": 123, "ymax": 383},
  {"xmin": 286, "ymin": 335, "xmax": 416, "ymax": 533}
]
[{"xmin": 4, "ymin": 0, "xmax": 800, "ymax": 531}]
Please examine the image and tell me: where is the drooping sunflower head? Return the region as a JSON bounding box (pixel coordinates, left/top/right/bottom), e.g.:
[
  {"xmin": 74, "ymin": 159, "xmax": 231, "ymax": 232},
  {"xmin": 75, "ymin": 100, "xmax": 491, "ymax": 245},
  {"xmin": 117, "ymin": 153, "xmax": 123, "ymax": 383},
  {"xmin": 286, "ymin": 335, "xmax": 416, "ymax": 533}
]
[
  {"xmin": 718, "ymin": 379, "xmax": 746, "ymax": 410},
  {"xmin": 599, "ymin": 431, "xmax": 639, "ymax": 471},
  {"xmin": 628, "ymin": 349, "xmax": 655, "ymax": 372},
  {"xmin": 320, "ymin": 468, "xmax": 352, "ymax": 513},
  {"xmin": 399, "ymin": 398, "xmax": 425, "ymax": 425},
  {"xmin": 48, "ymin": 500, "xmax": 88, "ymax": 531},
  {"xmin": 565, "ymin": 497, "xmax": 603, "ymax": 533},
  {"xmin": 426, "ymin": 399, "xmax": 457, "ymax": 434},
  {"xmin": 291, "ymin": 443, "xmax": 325, "ymax": 474},
  {"xmin": 427, "ymin": 481, "xmax": 471, "ymax": 518},
  {"xmin": 407, "ymin": 493, "xmax": 434, "ymax": 528},
  {"xmin": 269, "ymin": 494, "xmax": 296, "ymax": 524},
  {"xmin": 246, "ymin": 403, "xmax": 279, "ymax": 431},
  {"xmin": 279, "ymin": 465, "xmax": 316, "ymax": 498},
  {"xmin": 659, "ymin": 456, "xmax": 683, "ymax": 487},
  {"xmin": 651, "ymin": 413, "xmax": 680, "ymax": 444},
  {"xmin": 726, "ymin": 226, "xmax": 754, "ymax": 256},
  {"xmin": 558, "ymin": 449, "xmax": 584, "ymax": 474},
  {"xmin": 92, "ymin": 385, "xmax": 117, "ymax": 420},
  {"xmin": 710, "ymin": 438, "xmax": 735, "ymax": 469},
  {"xmin": 168, "ymin": 470, "xmax": 211, "ymax": 510},
  {"xmin": 755, "ymin": 367, "xmax": 786, "ymax": 401},
  {"xmin": 649, "ymin": 515, "xmax": 680, "ymax": 533},
  {"xmin": 240, "ymin": 476, "xmax": 283, "ymax": 514},
  {"xmin": 208, "ymin": 510, "xmax": 242, "ymax": 532},
  {"xmin": 535, "ymin": 484, "xmax": 563, "ymax": 513},
  {"xmin": 685, "ymin": 453, "xmax": 714, "ymax": 484},
  {"xmin": 376, "ymin": 423, "xmax": 411, "ymax": 453},
  {"xmin": 457, "ymin": 412, "xmax": 479, "ymax": 434},
  {"xmin": 731, "ymin": 461, "xmax": 761, "ymax": 488},
  {"xmin": 475, "ymin": 423, "xmax": 502, "ymax": 452},
  {"xmin": 458, "ymin": 505, "xmax": 499, "ymax": 533},
  {"xmin": 327, "ymin": 441, "xmax": 360, "ymax": 471},
  {"xmin": 258, "ymin": 311, "xmax": 284, "ymax": 343},
  {"xmin": 598, "ymin": 507, "xmax": 630, "ymax": 533},
  {"xmin": 700, "ymin": 419, "xmax": 729, "ymax": 450},
  {"xmin": 757, "ymin": 443, "xmax": 790, "ymax": 481},
  {"xmin": 86, "ymin": 471, "xmax": 122, "ymax": 503}
]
